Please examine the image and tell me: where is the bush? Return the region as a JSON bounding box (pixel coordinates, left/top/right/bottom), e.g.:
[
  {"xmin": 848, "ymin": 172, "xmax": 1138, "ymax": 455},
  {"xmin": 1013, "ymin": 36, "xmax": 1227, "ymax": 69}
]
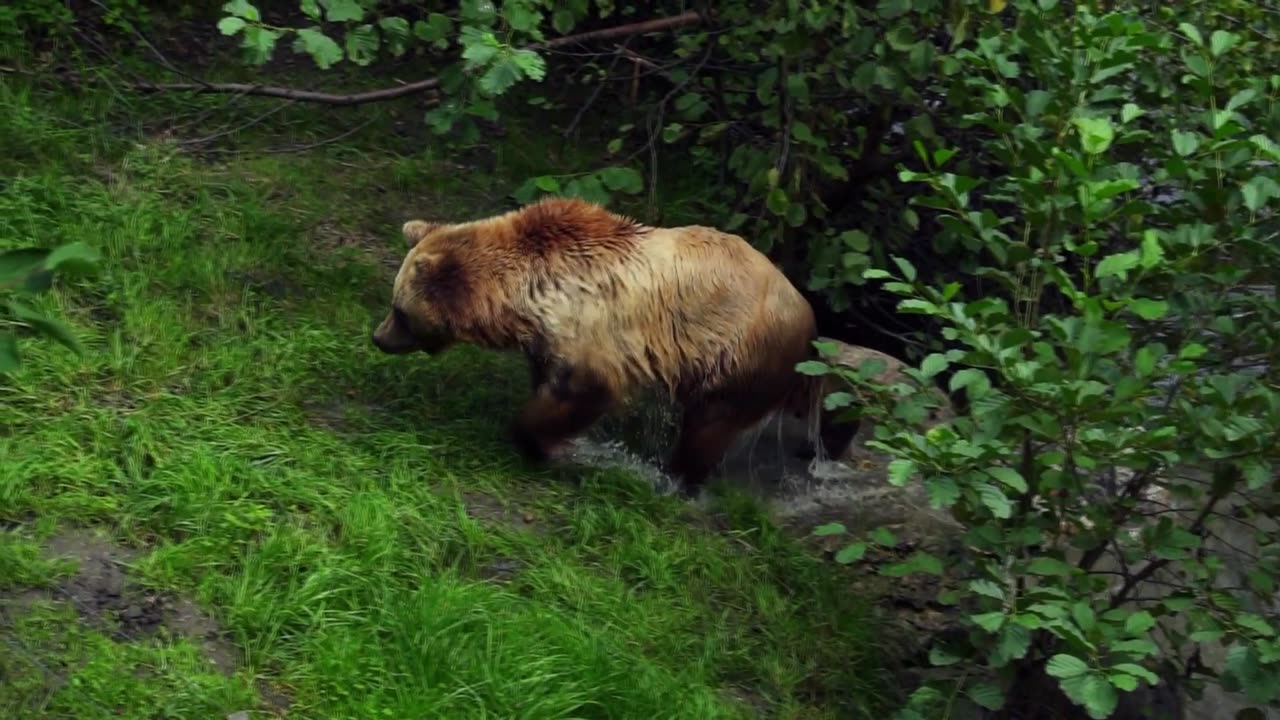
[{"xmin": 198, "ymin": 1, "xmax": 1276, "ymax": 716}]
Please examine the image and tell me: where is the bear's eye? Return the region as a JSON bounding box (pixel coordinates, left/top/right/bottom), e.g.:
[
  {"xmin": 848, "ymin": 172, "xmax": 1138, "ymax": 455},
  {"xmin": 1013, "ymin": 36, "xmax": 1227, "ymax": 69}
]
[{"xmin": 393, "ymin": 307, "xmax": 412, "ymax": 329}]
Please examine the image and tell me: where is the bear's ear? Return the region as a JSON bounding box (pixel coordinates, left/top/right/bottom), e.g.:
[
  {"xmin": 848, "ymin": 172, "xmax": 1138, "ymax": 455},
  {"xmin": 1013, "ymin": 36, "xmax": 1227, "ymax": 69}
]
[{"xmin": 402, "ymin": 220, "xmax": 443, "ymax": 247}]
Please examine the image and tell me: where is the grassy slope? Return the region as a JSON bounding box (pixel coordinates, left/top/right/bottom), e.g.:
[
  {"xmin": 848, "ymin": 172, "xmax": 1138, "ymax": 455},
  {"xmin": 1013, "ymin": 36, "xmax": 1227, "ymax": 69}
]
[{"xmin": 0, "ymin": 69, "xmax": 892, "ymax": 719}]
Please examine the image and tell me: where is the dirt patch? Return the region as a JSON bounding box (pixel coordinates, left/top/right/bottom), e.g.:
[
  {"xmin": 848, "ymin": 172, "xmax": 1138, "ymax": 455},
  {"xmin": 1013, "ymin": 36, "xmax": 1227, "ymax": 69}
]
[
  {"xmin": 308, "ymin": 219, "xmax": 401, "ymax": 273},
  {"xmin": 461, "ymin": 491, "xmax": 547, "ymax": 535},
  {"xmin": 2, "ymin": 528, "xmax": 294, "ymax": 715},
  {"xmin": 28, "ymin": 528, "xmax": 242, "ymax": 677},
  {"xmin": 301, "ymin": 394, "xmax": 383, "ymax": 433}
]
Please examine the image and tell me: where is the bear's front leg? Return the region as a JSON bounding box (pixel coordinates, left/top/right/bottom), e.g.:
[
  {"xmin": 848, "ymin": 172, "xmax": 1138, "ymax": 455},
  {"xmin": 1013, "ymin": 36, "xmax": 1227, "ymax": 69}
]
[{"xmin": 509, "ymin": 363, "xmax": 614, "ymax": 463}]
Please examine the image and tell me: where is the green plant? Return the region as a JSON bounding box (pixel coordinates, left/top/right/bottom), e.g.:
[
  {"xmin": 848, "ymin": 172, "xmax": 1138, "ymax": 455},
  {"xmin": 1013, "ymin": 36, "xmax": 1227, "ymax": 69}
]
[
  {"xmin": 0, "ymin": 242, "xmax": 100, "ymax": 373},
  {"xmin": 806, "ymin": 2, "xmax": 1280, "ymax": 718}
]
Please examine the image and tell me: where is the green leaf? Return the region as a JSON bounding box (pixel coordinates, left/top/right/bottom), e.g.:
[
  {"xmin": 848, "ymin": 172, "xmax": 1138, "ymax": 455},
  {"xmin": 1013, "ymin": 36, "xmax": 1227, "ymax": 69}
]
[
  {"xmin": 552, "ymin": 8, "xmax": 575, "ymax": 34},
  {"xmin": 343, "ymin": 24, "xmax": 378, "ymax": 66},
  {"xmin": 320, "ymin": 0, "xmax": 363, "ymax": 22},
  {"xmin": 0, "ymin": 248, "xmax": 51, "ymax": 287},
  {"xmin": 9, "ymin": 301, "xmax": 83, "ymax": 354},
  {"xmin": 217, "ymin": 16, "xmax": 246, "ymax": 35},
  {"xmin": 891, "ymin": 256, "xmax": 917, "ymax": 282},
  {"xmin": 795, "ymin": 361, "xmax": 829, "ymax": 376},
  {"xmin": 1081, "ymin": 675, "xmax": 1118, "ymax": 719},
  {"xmin": 986, "ymin": 467, "xmax": 1028, "ymax": 493},
  {"xmin": 1027, "ymin": 557, "xmax": 1074, "ymax": 576},
  {"xmin": 1241, "ymin": 176, "xmax": 1280, "ymax": 213},
  {"xmin": 969, "ymin": 579, "xmax": 1005, "ymax": 600},
  {"xmin": 997, "ymin": 624, "xmax": 1031, "ymax": 663},
  {"xmin": 378, "ymin": 17, "xmax": 411, "ymax": 57},
  {"xmin": 1125, "ymin": 612, "xmax": 1156, "ymax": 635},
  {"xmin": 1178, "ymin": 22, "xmax": 1204, "ymax": 47},
  {"xmin": 461, "ymin": 28, "xmax": 500, "ymax": 68},
  {"xmin": 562, "ymin": 175, "xmax": 610, "ymax": 206},
  {"xmin": 813, "ymin": 522, "xmax": 847, "ymax": 537},
  {"xmin": 295, "ymin": 27, "xmax": 343, "ymax": 69},
  {"xmin": 888, "ymin": 459, "xmax": 916, "ymax": 487},
  {"xmin": 882, "ymin": 552, "xmax": 943, "ymax": 577},
  {"xmin": 869, "ymin": 527, "xmax": 898, "ymax": 546},
  {"xmin": 1046, "ymin": 654, "xmax": 1090, "ymax": 679},
  {"xmin": 479, "ymin": 56, "xmax": 524, "ymax": 95},
  {"xmin": 929, "ymin": 646, "xmax": 963, "ymax": 666},
  {"xmin": 533, "ymin": 175, "xmax": 560, "ymax": 192},
  {"xmin": 840, "ymin": 230, "xmax": 871, "ymax": 252},
  {"xmin": 1243, "ymin": 460, "xmax": 1272, "ymax": 490},
  {"xmin": 241, "ymin": 25, "xmax": 280, "ymax": 64},
  {"xmin": 863, "ymin": 268, "xmax": 892, "ymax": 280},
  {"xmin": 836, "ymin": 542, "xmax": 867, "ymax": 564},
  {"xmin": 766, "ymin": 188, "xmax": 789, "ymax": 216},
  {"xmin": 0, "ymin": 332, "xmax": 18, "ymax": 373},
  {"xmin": 43, "ymin": 242, "xmax": 99, "ymax": 275},
  {"xmin": 877, "ymin": 0, "xmax": 911, "ymax": 19},
  {"xmin": 1236, "ymin": 614, "xmax": 1275, "ymax": 637},
  {"xmin": 1140, "ymin": 230, "xmax": 1164, "ymax": 268},
  {"xmin": 1172, "ymin": 130, "xmax": 1200, "ymax": 157},
  {"xmin": 948, "ymin": 368, "xmax": 991, "ymax": 399},
  {"xmin": 1210, "ymin": 30, "xmax": 1240, "ymax": 57},
  {"xmin": 662, "ymin": 123, "xmax": 683, "ymax": 143},
  {"xmin": 1095, "ymin": 252, "xmax": 1139, "ymax": 279},
  {"xmin": 1025, "ymin": 90, "xmax": 1052, "ymax": 119},
  {"xmin": 971, "ymin": 611, "xmax": 1006, "ymax": 632},
  {"xmin": 977, "ymin": 483, "xmax": 1012, "ymax": 519},
  {"xmin": 926, "ymin": 477, "xmax": 960, "ymax": 507},
  {"xmin": 598, "ymin": 166, "xmax": 643, "ymax": 194},
  {"xmin": 1072, "ymin": 117, "xmax": 1114, "ymax": 155},
  {"xmin": 1110, "ymin": 674, "xmax": 1138, "ymax": 692},
  {"xmin": 222, "ymin": 0, "xmax": 259, "ymax": 20},
  {"xmin": 823, "ymin": 391, "xmax": 854, "ymax": 410},
  {"xmin": 920, "ymin": 353, "xmax": 948, "ymax": 378},
  {"xmin": 1112, "ymin": 663, "xmax": 1159, "ymax": 684},
  {"xmin": 1121, "ymin": 103, "xmax": 1143, "ymax": 124},
  {"xmin": 414, "ymin": 14, "xmax": 453, "ymax": 45},
  {"xmin": 785, "ymin": 203, "xmax": 807, "ymax": 228},
  {"xmin": 506, "ymin": 2, "xmax": 541, "ymax": 33},
  {"xmin": 1129, "ymin": 298, "xmax": 1169, "ymax": 320},
  {"xmin": 967, "ymin": 682, "xmax": 1005, "ymax": 711},
  {"xmin": 511, "ymin": 49, "xmax": 546, "ymax": 82},
  {"xmin": 1179, "ymin": 343, "xmax": 1208, "ymax": 359}
]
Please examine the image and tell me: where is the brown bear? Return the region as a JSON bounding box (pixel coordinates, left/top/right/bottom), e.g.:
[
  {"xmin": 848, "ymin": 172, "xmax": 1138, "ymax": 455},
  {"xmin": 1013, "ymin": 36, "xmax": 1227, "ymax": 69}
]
[{"xmin": 370, "ymin": 196, "xmax": 826, "ymax": 497}]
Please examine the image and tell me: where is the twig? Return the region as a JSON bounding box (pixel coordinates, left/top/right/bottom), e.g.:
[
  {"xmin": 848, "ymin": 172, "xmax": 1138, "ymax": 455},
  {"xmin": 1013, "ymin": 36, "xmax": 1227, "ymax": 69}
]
[
  {"xmin": 200, "ymin": 116, "xmax": 380, "ymax": 154},
  {"xmin": 177, "ymin": 99, "xmax": 297, "ymax": 145},
  {"xmin": 563, "ymin": 39, "xmax": 633, "ymax": 139},
  {"xmin": 1107, "ymin": 473, "xmax": 1233, "ymax": 609},
  {"xmin": 85, "ymin": 0, "xmax": 211, "ymax": 89},
  {"xmin": 132, "ymin": 11, "xmax": 705, "ymax": 107}
]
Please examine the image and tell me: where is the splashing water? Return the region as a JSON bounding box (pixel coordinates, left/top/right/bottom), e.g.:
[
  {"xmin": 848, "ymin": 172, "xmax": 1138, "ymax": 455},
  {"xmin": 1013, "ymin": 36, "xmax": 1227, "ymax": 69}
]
[{"xmin": 559, "ymin": 388, "xmax": 874, "ymax": 512}]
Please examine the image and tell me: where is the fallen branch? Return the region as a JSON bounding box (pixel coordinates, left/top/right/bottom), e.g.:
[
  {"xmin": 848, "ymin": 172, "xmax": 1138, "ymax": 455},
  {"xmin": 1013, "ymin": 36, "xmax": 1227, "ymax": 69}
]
[{"xmin": 133, "ymin": 10, "xmax": 705, "ymax": 107}]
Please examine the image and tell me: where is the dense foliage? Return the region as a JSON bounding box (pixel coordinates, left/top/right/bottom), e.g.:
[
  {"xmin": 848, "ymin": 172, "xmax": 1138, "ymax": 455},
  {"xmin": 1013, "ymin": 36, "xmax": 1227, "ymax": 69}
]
[{"xmin": 6, "ymin": 0, "xmax": 1279, "ymax": 716}]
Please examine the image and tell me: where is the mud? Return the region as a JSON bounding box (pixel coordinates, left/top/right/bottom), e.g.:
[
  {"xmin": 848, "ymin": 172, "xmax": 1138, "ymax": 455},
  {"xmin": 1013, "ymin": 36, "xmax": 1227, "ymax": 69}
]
[
  {"xmin": 2, "ymin": 528, "xmax": 292, "ymax": 715},
  {"xmin": 30, "ymin": 528, "xmax": 241, "ymax": 676}
]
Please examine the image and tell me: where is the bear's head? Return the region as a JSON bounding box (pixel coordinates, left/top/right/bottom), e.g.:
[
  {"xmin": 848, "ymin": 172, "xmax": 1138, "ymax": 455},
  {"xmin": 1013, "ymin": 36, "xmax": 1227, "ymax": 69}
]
[{"xmin": 371, "ymin": 219, "xmax": 465, "ymax": 356}]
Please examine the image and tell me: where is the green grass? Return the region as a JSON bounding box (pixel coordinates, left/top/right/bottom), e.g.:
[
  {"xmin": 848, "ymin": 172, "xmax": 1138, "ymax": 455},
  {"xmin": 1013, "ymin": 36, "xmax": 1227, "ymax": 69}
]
[{"xmin": 0, "ymin": 73, "xmax": 895, "ymax": 719}]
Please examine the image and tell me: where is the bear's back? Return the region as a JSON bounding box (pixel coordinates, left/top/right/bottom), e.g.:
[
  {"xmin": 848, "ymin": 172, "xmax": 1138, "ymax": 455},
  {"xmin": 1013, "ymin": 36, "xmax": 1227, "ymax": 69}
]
[{"xmin": 535, "ymin": 222, "xmax": 815, "ymax": 395}]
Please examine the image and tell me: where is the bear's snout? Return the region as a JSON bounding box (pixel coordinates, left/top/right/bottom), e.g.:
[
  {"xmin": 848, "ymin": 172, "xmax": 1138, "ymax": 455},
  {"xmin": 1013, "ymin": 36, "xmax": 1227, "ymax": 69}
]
[{"xmin": 371, "ymin": 312, "xmax": 416, "ymax": 355}]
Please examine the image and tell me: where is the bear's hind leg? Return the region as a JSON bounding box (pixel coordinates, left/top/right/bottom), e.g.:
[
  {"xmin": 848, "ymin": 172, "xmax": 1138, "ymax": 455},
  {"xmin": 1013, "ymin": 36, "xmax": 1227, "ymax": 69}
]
[
  {"xmin": 510, "ymin": 364, "xmax": 614, "ymax": 463},
  {"xmin": 668, "ymin": 383, "xmax": 789, "ymax": 498}
]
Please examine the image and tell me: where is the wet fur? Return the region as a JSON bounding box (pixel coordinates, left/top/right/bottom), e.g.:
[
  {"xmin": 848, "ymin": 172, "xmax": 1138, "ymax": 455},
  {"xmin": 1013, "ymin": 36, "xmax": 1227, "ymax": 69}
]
[{"xmin": 373, "ymin": 197, "xmax": 822, "ymax": 496}]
